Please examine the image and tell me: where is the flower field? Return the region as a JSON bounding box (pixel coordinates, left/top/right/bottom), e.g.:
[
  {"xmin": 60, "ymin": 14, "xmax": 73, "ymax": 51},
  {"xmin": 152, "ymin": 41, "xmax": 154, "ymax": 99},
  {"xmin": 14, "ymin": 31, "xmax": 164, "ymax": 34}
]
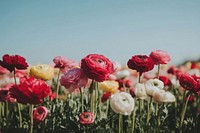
[{"xmin": 0, "ymin": 51, "xmax": 200, "ymax": 133}]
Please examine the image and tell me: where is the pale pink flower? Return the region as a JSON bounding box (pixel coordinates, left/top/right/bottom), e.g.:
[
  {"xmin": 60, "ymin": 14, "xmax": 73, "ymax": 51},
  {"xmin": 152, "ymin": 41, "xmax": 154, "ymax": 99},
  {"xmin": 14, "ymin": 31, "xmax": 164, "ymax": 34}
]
[
  {"xmin": 150, "ymin": 50, "xmax": 171, "ymax": 65},
  {"xmin": 53, "ymin": 56, "xmax": 79, "ymax": 72},
  {"xmin": 60, "ymin": 68, "xmax": 88, "ymax": 92}
]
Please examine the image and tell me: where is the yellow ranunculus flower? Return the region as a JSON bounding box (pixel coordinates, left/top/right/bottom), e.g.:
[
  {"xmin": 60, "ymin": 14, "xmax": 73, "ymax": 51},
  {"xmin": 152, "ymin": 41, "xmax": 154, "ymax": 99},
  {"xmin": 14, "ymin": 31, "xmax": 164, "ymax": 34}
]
[
  {"xmin": 99, "ymin": 80, "xmax": 119, "ymax": 94},
  {"xmin": 29, "ymin": 64, "xmax": 54, "ymax": 81}
]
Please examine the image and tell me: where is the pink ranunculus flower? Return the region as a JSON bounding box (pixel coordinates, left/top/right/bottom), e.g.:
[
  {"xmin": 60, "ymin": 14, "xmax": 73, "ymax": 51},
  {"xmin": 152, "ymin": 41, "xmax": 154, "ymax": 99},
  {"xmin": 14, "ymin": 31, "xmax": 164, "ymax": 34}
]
[
  {"xmin": 0, "ymin": 66, "xmax": 9, "ymax": 75},
  {"xmin": 150, "ymin": 50, "xmax": 171, "ymax": 65},
  {"xmin": 60, "ymin": 68, "xmax": 88, "ymax": 92},
  {"xmin": 33, "ymin": 106, "xmax": 49, "ymax": 122},
  {"xmin": 53, "ymin": 56, "xmax": 79, "ymax": 72}
]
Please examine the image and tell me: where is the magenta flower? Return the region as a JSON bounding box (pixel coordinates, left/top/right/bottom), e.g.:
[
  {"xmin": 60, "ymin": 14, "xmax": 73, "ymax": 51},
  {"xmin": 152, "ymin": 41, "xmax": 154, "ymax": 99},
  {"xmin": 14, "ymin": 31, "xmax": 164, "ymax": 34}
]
[
  {"xmin": 60, "ymin": 68, "xmax": 88, "ymax": 92},
  {"xmin": 33, "ymin": 106, "xmax": 49, "ymax": 122}
]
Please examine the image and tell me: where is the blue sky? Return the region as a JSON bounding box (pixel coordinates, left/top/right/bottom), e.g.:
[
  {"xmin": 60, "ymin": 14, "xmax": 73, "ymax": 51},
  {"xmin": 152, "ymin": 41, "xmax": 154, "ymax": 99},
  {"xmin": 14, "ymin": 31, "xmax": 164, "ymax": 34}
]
[{"xmin": 0, "ymin": 0, "xmax": 200, "ymax": 65}]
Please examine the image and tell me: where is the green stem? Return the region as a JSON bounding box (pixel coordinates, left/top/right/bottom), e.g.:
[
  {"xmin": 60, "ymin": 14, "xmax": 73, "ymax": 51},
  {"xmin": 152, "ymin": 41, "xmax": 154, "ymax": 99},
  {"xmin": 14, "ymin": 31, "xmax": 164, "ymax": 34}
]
[
  {"xmin": 79, "ymin": 87, "xmax": 84, "ymax": 113},
  {"xmin": 13, "ymin": 69, "xmax": 17, "ymax": 85},
  {"xmin": 146, "ymin": 97, "xmax": 152, "ymax": 125},
  {"xmin": 106, "ymin": 100, "xmax": 110, "ymax": 118},
  {"xmin": 30, "ymin": 104, "xmax": 34, "ymax": 133},
  {"xmin": 132, "ymin": 104, "xmax": 137, "ymax": 133},
  {"xmin": 157, "ymin": 104, "xmax": 164, "ymax": 128},
  {"xmin": 179, "ymin": 94, "xmax": 191, "ymax": 132},
  {"xmin": 119, "ymin": 114, "xmax": 122, "ymax": 133},
  {"xmin": 56, "ymin": 69, "xmax": 61, "ymax": 99},
  {"xmin": 155, "ymin": 103, "xmax": 158, "ymax": 116}
]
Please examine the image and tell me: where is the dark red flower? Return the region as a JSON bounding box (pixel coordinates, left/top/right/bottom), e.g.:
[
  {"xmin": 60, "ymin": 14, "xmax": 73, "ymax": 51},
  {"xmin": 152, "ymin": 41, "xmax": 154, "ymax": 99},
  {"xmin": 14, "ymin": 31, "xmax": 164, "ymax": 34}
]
[
  {"xmin": 33, "ymin": 106, "xmax": 49, "ymax": 122},
  {"xmin": 10, "ymin": 77, "xmax": 51, "ymax": 104},
  {"xmin": 129, "ymin": 87, "xmax": 136, "ymax": 97},
  {"xmin": 179, "ymin": 73, "xmax": 198, "ymax": 92},
  {"xmin": 159, "ymin": 76, "xmax": 172, "ymax": 86},
  {"xmin": 167, "ymin": 66, "xmax": 177, "ymax": 75},
  {"xmin": 0, "ymin": 84, "xmax": 15, "ymax": 102},
  {"xmin": 0, "ymin": 54, "xmax": 28, "ymax": 72},
  {"xmin": 81, "ymin": 54, "xmax": 114, "ymax": 82},
  {"xmin": 79, "ymin": 112, "xmax": 95, "ymax": 125},
  {"xmin": 127, "ymin": 55, "xmax": 154, "ymax": 73},
  {"xmin": 101, "ymin": 92, "xmax": 111, "ymax": 102}
]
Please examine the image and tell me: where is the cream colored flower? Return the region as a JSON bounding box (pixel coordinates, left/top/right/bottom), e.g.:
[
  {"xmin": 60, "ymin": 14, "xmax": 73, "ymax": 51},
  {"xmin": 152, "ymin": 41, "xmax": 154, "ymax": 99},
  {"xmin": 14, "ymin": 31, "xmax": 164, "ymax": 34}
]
[
  {"xmin": 145, "ymin": 79, "xmax": 164, "ymax": 96},
  {"xmin": 99, "ymin": 80, "xmax": 119, "ymax": 94},
  {"xmin": 116, "ymin": 70, "xmax": 130, "ymax": 79},
  {"xmin": 153, "ymin": 90, "xmax": 176, "ymax": 103},
  {"xmin": 134, "ymin": 83, "xmax": 147, "ymax": 99},
  {"xmin": 110, "ymin": 92, "xmax": 134, "ymax": 115},
  {"xmin": 29, "ymin": 64, "xmax": 54, "ymax": 81}
]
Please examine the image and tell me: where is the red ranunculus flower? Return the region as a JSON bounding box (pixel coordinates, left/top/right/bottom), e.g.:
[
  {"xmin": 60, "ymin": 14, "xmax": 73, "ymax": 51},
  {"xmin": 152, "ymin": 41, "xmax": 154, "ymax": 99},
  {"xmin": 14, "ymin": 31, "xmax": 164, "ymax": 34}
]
[
  {"xmin": 33, "ymin": 106, "xmax": 49, "ymax": 122},
  {"xmin": 10, "ymin": 77, "xmax": 51, "ymax": 104},
  {"xmin": 0, "ymin": 84, "xmax": 16, "ymax": 102},
  {"xmin": 79, "ymin": 112, "xmax": 95, "ymax": 125},
  {"xmin": 179, "ymin": 73, "xmax": 198, "ymax": 92},
  {"xmin": 101, "ymin": 92, "xmax": 111, "ymax": 102},
  {"xmin": 167, "ymin": 66, "xmax": 177, "ymax": 75},
  {"xmin": 0, "ymin": 54, "xmax": 28, "ymax": 72},
  {"xmin": 159, "ymin": 76, "xmax": 172, "ymax": 86},
  {"xmin": 81, "ymin": 54, "xmax": 114, "ymax": 82},
  {"xmin": 149, "ymin": 50, "xmax": 171, "ymax": 65},
  {"xmin": 127, "ymin": 55, "xmax": 154, "ymax": 73}
]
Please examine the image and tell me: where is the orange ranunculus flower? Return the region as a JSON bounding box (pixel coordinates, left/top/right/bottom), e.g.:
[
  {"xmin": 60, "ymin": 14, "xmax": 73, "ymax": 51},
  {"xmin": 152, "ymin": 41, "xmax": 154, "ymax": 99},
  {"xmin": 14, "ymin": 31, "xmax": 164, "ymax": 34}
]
[
  {"xmin": 29, "ymin": 64, "xmax": 54, "ymax": 81},
  {"xmin": 99, "ymin": 80, "xmax": 119, "ymax": 94}
]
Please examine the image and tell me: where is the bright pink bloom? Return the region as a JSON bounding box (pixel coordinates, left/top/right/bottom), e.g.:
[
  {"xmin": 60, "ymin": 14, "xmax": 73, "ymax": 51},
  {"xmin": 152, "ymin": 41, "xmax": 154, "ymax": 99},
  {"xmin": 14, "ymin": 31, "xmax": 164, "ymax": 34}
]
[
  {"xmin": 53, "ymin": 56, "xmax": 78, "ymax": 72},
  {"xmin": 33, "ymin": 106, "xmax": 49, "ymax": 122},
  {"xmin": 79, "ymin": 112, "xmax": 95, "ymax": 125},
  {"xmin": 60, "ymin": 68, "xmax": 88, "ymax": 92},
  {"xmin": 150, "ymin": 50, "xmax": 171, "ymax": 65},
  {"xmin": 10, "ymin": 77, "xmax": 51, "ymax": 104},
  {"xmin": 81, "ymin": 54, "xmax": 115, "ymax": 82},
  {"xmin": 0, "ymin": 54, "xmax": 28, "ymax": 72}
]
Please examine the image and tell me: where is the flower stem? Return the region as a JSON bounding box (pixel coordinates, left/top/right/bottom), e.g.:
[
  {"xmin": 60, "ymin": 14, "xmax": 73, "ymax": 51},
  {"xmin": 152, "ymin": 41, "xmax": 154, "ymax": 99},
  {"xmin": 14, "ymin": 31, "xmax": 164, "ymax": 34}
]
[
  {"xmin": 30, "ymin": 104, "xmax": 34, "ymax": 133},
  {"xmin": 56, "ymin": 69, "xmax": 61, "ymax": 99},
  {"xmin": 79, "ymin": 87, "xmax": 84, "ymax": 113},
  {"xmin": 106, "ymin": 100, "xmax": 110, "ymax": 118},
  {"xmin": 118, "ymin": 114, "xmax": 122, "ymax": 133},
  {"xmin": 13, "ymin": 69, "xmax": 23, "ymax": 128},
  {"xmin": 132, "ymin": 103, "xmax": 137, "ymax": 133},
  {"xmin": 179, "ymin": 93, "xmax": 191, "ymax": 132},
  {"xmin": 146, "ymin": 97, "xmax": 152, "ymax": 125}
]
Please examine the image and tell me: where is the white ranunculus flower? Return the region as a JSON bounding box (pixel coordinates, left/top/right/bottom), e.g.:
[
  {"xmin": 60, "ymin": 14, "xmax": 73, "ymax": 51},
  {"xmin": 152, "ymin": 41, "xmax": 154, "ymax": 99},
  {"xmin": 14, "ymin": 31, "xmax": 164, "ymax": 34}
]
[
  {"xmin": 110, "ymin": 92, "xmax": 134, "ymax": 115},
  {"xmin": 153, "ymin": 90, "xmax": 176, "ymax": 103},
  {"xmin": 116, "ymin": 70, "xmax": 130, "ymax": 79},
  {"xmin": 134, "ymin": 83, "xmax": 147, "ymax": 99},
  {"xmin": 145, "ymin": 79, "xmax": 164, "ymax": 96}
]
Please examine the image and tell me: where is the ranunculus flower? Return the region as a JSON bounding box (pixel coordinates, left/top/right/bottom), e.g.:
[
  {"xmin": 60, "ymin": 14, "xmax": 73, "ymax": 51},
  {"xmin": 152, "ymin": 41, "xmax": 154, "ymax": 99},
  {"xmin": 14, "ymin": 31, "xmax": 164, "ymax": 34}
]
[
  {"xmin": 53, "ymin": 56, "xmax": 79, "ymax": 72},
  {"xmin": 167, "ymin": 66, "xmax": 177, "ymax": 75},
  {"xmin": 110, "ymin": 92, "xmax": 134, "ymax": 115},
  {"xmin": 99, "ymin": 80, "xmax": 119, "ymax": 94},
  {"xmin": 159, "ymin": 76, "xmax": 172, "ymax": 86},
  {"xmin": 133, "ymin": 83, "xmax": 147, "ymax": 99},
  {"xmin": 60, "ymin": 68, "xmax": 88, "ymax": 92},
  {"xmin": 116, "ymin": 70, "xmax": 130, "ymax": 79},
  {"xmin": 179, "ymin": 73, "xmax": 198, "ymax": 92},
  {"xmin": 33, "ymin": 106, "xmax": 49, "ymax": 122},
  {"xmin": 79, "ymin": 112, "xmax": 95, "ymax": 125},
  {"xmin": 0, "ymin": 84, "xmax": 16, "ymax": 102},
  {"xmin": 0, "ymin": 54, "xmax": 28, "ymax": 72},
  {"xmin": 10, "ymin": 77, "xmax": 51, "ymax": 104},
  {"xmin": 29, "ymin": 64, "xmax": 54, "ymax": 81},
  {"xmin": 127, "ymin": 55, "xmax": 154, "ymax": 73},
  {"xmin": 145, "ymin": 79, "xmax": 164, "ymax": 96},
  {"xmin": 101, "ymin": 92, "xmax": 111, "ymax": 102},
  {"xmin": 0, "ymin": 66, "xmax": 9, "ymax": 75},
  {"xmin": 149, "ymin": 50, "xmax": 171, "ymax": 65},
  {"xmin": 81, "ymin": 54, "xmax": 115, "ymax": 82},
  {"xmin": 153, "ymin": 90, "xmax": 175, "ymax": 103}
]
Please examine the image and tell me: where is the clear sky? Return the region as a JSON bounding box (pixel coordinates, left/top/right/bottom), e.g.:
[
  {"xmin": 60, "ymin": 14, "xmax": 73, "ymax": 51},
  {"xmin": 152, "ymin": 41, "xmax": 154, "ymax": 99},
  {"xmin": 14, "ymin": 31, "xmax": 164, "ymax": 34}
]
[{"xmin": 0, "ymin": 0, "xmax": 200, "ymax": 65}]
